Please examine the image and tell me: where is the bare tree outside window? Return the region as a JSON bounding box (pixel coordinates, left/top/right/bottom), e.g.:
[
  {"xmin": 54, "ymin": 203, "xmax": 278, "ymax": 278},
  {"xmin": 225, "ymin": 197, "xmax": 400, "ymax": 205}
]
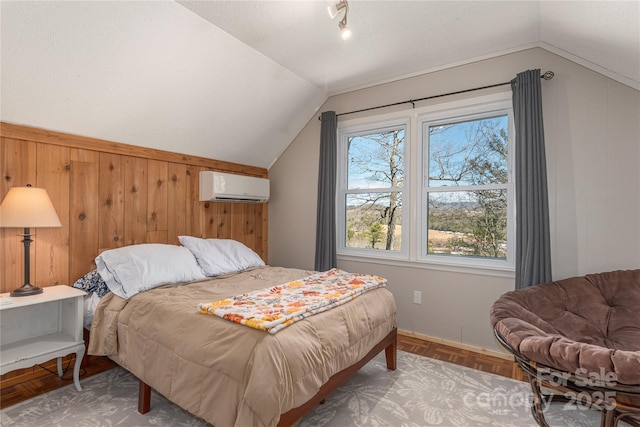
[
  {"xmin": 345, "ymin": 128, "xmax": 404, "ymax": 251},
  {"xmin": 426, "ymin": 116, "xmax": 509, "ymax": 259}
]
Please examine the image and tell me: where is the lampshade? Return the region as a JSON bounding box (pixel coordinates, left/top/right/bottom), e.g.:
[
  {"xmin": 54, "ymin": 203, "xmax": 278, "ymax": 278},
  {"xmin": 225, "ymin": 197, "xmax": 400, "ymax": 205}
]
[{"xmin": 0, "ymin": 186, "xmax": 62, "ymax": 228}]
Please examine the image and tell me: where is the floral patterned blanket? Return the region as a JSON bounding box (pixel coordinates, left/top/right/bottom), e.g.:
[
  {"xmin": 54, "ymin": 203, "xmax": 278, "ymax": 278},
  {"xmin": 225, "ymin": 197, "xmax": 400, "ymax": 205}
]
[{"xmin": 197, "ymin": 268, "xmax": 387, "ymax": 334}]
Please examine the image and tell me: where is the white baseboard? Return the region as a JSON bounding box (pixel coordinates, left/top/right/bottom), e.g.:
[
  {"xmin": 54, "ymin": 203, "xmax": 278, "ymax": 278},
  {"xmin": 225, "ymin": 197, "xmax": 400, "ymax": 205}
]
[{"xmin": 398, "ymin": 329, "xmax": 515, "ymax": 361}]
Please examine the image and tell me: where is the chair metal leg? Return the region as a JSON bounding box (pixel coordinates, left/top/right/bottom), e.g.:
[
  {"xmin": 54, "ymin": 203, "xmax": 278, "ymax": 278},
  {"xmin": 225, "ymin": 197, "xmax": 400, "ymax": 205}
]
[{"xmin": 528, "ymin": 373, "xmax": 550, "ymax": 427}]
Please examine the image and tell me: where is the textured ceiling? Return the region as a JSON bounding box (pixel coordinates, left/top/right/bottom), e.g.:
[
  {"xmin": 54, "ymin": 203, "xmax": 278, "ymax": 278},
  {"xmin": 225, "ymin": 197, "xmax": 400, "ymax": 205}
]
[
  {"xmin": 180, "ymin": 0, "xmax": 640, "ymax": 94},
  {"xmin": 1, "ymin": 1, "xmax": 638, "ymax": 169}
]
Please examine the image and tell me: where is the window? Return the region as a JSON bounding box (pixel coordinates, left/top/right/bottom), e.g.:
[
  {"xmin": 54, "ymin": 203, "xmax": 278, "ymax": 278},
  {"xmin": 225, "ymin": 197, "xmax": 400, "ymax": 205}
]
[
  {"xmin": 337, "ymin": 94, "xmax": 514, "ymax": 272},
  {"xmin": 337, "ymin": 122, "xmax": 407, "ymax": 256},
  {"xmin": 421, "ymin": 112, "xmax": 513, "ymax": 266}
]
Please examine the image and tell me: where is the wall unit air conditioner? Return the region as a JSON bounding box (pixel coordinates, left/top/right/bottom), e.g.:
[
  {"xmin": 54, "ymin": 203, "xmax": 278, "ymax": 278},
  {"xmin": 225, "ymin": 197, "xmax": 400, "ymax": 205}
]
[{"xmin": 199, "ymin": 171, "xmax": 269, "ymax": 203}]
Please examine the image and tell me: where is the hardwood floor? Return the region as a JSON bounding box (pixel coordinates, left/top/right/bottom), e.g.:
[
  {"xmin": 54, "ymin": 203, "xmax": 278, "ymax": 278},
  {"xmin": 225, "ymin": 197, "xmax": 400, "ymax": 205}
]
[
  {"xmin": 0, "ymin": 333, "xmax": 526, "ymax": 410},
  {"xmin": 0, "ymin": 355, "xmax": 117, "ymax": 409},
  {"xmin": 396, "ymin": 333, "xmax": 527, "ymax": 382}
]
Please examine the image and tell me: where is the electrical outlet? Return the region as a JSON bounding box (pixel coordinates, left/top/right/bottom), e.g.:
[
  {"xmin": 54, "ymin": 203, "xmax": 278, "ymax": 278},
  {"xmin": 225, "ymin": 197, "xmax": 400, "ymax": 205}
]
[{"xmin": 413, "ymin": 290, "xmax": 422, "ymax": 304}]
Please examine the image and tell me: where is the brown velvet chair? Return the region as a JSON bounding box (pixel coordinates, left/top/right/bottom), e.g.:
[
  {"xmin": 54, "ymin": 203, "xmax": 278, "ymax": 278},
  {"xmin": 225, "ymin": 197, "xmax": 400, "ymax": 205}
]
[{"xmin": 490, "ymin": 269, "xmax": 640, "ymax": 427}]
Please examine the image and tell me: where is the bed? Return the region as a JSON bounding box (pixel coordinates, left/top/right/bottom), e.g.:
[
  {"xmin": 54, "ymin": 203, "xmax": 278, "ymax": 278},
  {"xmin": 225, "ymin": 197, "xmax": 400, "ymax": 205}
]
[{"xmin": 80, "ymin": 239, "xmax": 398, "ymax": 427}]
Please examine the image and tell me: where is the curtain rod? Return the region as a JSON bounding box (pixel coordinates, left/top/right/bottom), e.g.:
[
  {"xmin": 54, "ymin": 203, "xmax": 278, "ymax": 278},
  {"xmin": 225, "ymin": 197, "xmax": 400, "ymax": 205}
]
[{"xmin": 320, "ymin": 71, "xmax": 554, "ymax": 120}]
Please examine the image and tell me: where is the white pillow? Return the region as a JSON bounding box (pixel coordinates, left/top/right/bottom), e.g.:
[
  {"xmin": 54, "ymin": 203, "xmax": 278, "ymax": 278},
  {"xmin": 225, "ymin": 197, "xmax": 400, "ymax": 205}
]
[
  {"xmin": 96, "ymin": 244, "xmax": 206, "ymax": 299},
  {"xmin": 178, "ymin": 236, "xmax": 265, "ymax": 277}
]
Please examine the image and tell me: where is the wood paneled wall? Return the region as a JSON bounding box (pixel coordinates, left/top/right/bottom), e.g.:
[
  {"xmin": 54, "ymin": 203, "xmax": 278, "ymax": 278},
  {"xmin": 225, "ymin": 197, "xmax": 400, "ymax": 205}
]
[{"xmin": 0, "ymin": 123, "xmax": 268, "ymax": 293}]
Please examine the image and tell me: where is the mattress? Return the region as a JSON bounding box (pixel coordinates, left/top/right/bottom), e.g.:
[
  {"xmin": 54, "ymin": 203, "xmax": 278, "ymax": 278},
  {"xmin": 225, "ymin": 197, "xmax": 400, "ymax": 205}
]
[{"xmin": 88, "ymin": 266, "xmax": 397, "ymax": 427}]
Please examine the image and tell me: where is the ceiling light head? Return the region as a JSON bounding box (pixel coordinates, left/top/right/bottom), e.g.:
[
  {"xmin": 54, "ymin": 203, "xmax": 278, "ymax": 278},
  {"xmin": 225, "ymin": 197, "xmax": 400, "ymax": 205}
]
[
  {"xmin": 328, "ymin": 0, "xmax": 351, "ymax": 40},
  {"xmin": 339, "ymin": 20, "xmax": 352, "ymax": 40}
]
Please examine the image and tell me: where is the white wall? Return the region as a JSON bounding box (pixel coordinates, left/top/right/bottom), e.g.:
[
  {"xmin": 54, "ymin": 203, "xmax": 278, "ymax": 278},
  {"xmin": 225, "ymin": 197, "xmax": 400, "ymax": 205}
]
[
  {"xmin": 0, "ymin": 1, "xmax": 324, "ymax": 169},
  {"xmin": 268, "ymin": 47, "xmax": 640, "ymax": 355}
]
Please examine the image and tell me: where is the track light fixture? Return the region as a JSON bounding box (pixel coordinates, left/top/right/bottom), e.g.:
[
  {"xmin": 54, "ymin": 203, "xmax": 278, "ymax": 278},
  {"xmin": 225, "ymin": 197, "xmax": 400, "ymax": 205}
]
[{"xmin": 327, "ymin": 0, "xmax": 351, "ymax": 40}]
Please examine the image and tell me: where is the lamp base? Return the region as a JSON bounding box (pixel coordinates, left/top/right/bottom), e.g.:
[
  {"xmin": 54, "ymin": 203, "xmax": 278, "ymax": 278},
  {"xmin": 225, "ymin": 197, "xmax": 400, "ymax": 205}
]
[{"xmin": 10, "ymin": 284, "xmax": 43, "ymax": 297}]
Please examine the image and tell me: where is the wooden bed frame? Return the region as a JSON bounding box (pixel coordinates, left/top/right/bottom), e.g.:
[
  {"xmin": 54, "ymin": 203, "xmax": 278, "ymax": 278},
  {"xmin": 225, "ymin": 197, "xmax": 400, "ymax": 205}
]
[{"xmin": 137, "ymin": 327, "xmax": 398, "ymax": 426}]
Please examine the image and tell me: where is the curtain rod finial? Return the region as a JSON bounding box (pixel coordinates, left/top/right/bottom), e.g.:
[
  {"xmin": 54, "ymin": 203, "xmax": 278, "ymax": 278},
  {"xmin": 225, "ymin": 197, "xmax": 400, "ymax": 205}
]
[{"xmin": 542, "ymin": 71, "xmax": 554, "ymax": 80}]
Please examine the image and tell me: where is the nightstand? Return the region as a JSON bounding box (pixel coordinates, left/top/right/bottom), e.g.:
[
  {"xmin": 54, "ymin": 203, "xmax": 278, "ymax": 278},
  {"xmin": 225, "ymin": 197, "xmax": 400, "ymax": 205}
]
[{"xmin": 0, "ymin": 285, "xmax": 86, "ymax": 391}]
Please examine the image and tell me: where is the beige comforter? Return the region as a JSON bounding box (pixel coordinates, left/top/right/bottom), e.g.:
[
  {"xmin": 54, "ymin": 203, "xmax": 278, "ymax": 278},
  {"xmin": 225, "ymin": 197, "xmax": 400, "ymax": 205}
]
[{"xmin": 88, "ymin": 266, "xmax": 397, "ymax": 427}]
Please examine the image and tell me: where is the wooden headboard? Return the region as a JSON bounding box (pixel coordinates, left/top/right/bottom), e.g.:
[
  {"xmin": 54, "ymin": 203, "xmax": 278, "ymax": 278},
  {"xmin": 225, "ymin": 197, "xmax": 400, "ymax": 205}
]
[{"xmin": 0, "ymin": 122, "xmax": 268, "ymax": 294}]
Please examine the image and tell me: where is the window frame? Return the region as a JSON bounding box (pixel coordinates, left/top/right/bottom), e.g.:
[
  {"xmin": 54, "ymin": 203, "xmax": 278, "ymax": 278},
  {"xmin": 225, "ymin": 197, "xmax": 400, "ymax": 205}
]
[
  {"xmin": 336, "ymin": 117, "xmax": 410, "ymax": 259},
  {"xmin": 335, "ymin": 92, "xmax": 515, "ymax": 276},
  {"xmin": 418, "ymin": 101, "xmax": 515, "ymax": 270}
]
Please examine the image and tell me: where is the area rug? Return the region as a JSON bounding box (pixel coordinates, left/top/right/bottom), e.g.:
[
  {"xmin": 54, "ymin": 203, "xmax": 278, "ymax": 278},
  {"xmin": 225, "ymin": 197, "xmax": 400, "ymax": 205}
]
[{"xmin": 1, "ymin": 351, "xmax": 613, "ymax": 427}]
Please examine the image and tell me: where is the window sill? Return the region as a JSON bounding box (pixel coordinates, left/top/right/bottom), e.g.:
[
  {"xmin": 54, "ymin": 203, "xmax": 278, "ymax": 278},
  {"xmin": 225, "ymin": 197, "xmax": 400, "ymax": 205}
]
[{"xmin": 337, "ymin": 253, "xmax": 515, "ymax": 278}]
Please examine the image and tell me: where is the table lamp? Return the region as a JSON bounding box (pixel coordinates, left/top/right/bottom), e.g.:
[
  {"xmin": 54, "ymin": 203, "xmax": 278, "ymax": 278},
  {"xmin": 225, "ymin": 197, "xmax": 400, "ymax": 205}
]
[{"xmin": 0, "ymin": 185, "xmax": 62, "ymax": 296}]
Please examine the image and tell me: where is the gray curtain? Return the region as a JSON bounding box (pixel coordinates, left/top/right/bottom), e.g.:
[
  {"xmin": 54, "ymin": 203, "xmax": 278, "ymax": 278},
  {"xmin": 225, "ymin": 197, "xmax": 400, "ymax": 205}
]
[
  {"xmin": 314, "ymin": 111, "xmax": 338, "ymax": 271},
  {"xmin": 512, "ymin": 69, "xmax": 552, "ymax": 289}
]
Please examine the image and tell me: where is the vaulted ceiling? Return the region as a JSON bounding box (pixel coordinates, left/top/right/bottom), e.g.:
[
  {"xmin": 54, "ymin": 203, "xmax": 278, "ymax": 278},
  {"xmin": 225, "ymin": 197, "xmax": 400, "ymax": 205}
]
[{"xmin": 1, "ymin": 1, "xmax": 638, "ymax": 169}]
